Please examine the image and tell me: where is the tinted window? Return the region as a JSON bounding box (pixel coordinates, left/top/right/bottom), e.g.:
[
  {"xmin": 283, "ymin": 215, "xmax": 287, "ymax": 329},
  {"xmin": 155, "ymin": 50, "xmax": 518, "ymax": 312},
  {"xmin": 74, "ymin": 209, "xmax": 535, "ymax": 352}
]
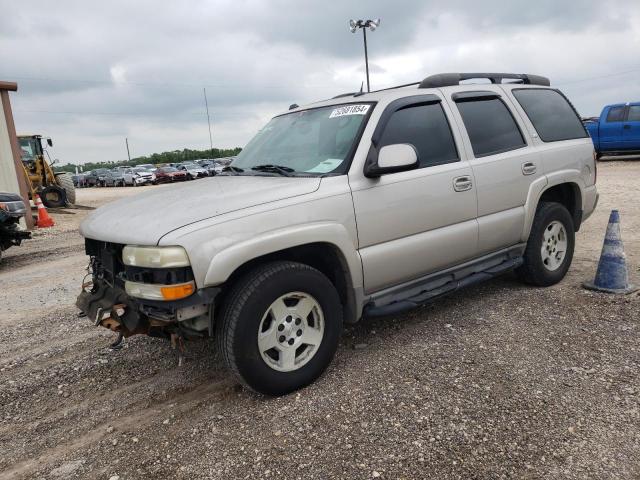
[
  {"xmin": 378, "ymin": 103, "xmax": 458, "ymax": 168},
  {"xmin": 456, "ymin": 97, "xmax": 526, "ymax": 157},
  {"xmin": 606, "ymin": 106, "xmax": 626, "ymax": 122},
  {"xmin": 512, "ymin": 89, "xmax": 588, "ymax": 142},
  {"xmin": 628, "ymin": 105, "xmax": 640, "ymax": 122}
]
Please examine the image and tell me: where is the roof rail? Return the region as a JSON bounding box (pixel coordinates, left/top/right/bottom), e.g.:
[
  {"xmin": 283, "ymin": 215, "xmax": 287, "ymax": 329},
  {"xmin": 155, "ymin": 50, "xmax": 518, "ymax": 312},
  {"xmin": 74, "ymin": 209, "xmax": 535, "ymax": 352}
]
[
  {"xmin": 332, "ymin": 92, "xmax": 358, "ymax": 99},
  {"xmin": 372, "ymin": 81, "xmax": 421, "ymax": 93},
  {"xmin": 419, "ymin": 73, "xmax": 550, "ymax": 88}
]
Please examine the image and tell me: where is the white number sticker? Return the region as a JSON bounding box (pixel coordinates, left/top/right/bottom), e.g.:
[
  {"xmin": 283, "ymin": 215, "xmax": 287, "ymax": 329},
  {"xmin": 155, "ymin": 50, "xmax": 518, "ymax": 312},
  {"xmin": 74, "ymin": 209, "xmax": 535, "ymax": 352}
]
[{"xmin": 329, "ymin": 104, "xmax": 370, "ymax": 118}]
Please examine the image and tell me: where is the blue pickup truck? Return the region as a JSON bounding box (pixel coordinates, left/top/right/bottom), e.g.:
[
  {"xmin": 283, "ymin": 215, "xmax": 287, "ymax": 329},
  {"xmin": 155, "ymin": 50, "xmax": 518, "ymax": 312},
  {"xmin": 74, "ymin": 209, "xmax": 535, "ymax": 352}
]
[{"xmin": 584, "ymin": 103, "xmax": 640, "ymax": 157}]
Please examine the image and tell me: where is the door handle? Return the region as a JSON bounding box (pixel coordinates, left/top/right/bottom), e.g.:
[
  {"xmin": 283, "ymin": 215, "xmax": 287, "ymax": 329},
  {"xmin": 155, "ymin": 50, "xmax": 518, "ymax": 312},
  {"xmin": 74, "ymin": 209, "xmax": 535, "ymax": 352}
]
[
  {"xmin": 522, "ymin": 162, "xmax": 537, "ymax": 175},
  {"xmin": 623, "ymin": 124, "xmax": 631, "ymax": 129},
  {"xmin": 453, "ymin": 175, "xmax": 473, "ymax": 192}
]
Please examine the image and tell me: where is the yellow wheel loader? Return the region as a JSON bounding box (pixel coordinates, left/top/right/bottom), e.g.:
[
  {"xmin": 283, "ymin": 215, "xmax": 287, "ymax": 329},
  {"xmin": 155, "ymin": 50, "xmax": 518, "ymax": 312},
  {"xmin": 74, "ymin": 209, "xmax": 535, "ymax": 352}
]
[{"xmin": 17, "ymin": 135, "xmax": 75, "ymax": 208}]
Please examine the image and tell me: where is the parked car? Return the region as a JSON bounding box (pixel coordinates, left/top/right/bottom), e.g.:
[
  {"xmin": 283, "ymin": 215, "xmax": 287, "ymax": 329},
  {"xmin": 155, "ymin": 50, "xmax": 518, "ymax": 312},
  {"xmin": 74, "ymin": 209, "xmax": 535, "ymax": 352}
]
[
  {"xmin": 137, "ymin": 164, "xmax": 157, "ymax": 171},
  {"xmin": 123, "ymin": 167, "xmax": 155, "ymax": 186},
  {"xmin": 201, "ymin": 159, "xmax": 231, "ymax": 176},
  {"xmin": 177, "ymin": 162, "xmax": 208, "ymax": 179},
  {"xmin": 104, "ymin": 170, "xmax": 125, "ymax": 187},
  {"xmin": 153, "ymin": 166, "xmax": 188, "ymax": 183},
  {"xmin": 584, "ymin": 102, "xmax": 640, "ymax": 157},
  {"xmin": 77, "ymin": 71, "xmax": 598, "ymax": 396},
  {"xmin": 72, "ymin": 174, "xmax": 88, "ymax": 188},
  {"xmin": 0, "ymin": 192, "xmax": 31, "ymax": 265},
  {"xmin": 85, "ymin": 168, "xmax": 110, "ymax": 187}
]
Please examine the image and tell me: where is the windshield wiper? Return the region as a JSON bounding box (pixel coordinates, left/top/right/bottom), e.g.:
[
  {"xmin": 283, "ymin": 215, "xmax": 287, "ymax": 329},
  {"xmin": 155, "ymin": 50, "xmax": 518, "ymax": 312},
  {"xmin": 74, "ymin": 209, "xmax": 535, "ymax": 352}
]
[
  {"xmin": 221, "ymin": 165, "xmax": 244, "ymax": 175},
  {"xmin": 250, "ymin": 164, "xmax": 294, "ymax": 177}
]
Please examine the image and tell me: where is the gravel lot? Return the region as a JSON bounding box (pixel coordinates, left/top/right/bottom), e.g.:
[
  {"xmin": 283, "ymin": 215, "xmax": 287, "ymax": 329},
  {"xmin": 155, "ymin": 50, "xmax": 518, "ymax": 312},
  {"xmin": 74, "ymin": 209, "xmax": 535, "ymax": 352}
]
[{"xmin": 1, "ymin": 162, "xmax": 639, "ymax": 480}]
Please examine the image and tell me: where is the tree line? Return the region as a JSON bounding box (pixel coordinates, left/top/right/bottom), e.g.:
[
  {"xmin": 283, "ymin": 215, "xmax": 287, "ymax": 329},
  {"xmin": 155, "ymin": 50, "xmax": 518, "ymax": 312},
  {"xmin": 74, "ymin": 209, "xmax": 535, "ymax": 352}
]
[{"xmin": 55, "ymin": 147, "xmax": 242, "ymax": 173}]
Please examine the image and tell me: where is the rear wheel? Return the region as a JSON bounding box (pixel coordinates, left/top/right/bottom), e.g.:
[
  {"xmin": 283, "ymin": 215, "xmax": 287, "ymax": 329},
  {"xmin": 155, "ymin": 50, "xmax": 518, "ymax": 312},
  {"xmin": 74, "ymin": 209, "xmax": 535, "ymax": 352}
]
[
  {"xmin": 516, "ymin": 202, "xmax": 575, "ymax": 286},
  {"xmin": 55, "ymin": 173, "xmax": 76, "ymax": 205},
  {"xmin": 216, "ymin": 261, "xmax": 343, "ymax": 396}
]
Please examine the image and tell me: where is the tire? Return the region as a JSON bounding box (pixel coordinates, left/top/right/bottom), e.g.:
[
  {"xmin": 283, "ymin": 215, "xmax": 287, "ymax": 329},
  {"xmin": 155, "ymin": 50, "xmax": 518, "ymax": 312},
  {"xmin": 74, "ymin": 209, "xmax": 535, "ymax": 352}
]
[
  {"xmin": 516, "ymin": 201, "xmax": 575, "ymax": 287},
  {"xmin": 55, "ymin": 173, "xmax": 76, "ymax": 205},
  {"xmin": 216, "ymin": 261, "xmax": 343, "ymax": 396},
  {"xmin": 40, "ymin": 185, "xmax": 66, "ymax": 208}
]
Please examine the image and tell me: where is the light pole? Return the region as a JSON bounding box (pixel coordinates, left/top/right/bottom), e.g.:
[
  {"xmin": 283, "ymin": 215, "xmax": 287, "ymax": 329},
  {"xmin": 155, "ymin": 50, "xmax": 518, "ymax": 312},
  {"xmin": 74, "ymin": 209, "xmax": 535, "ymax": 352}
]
[
  {"xmin": 125, "ymin": 137, "xmax": 131, "ymax": 162},
  {"xmin": 203, "ymin": 87, "xmax": 214, "ymax": 159},
  {"xmin": 349, "ymin": 19, "xmax": 380, "ymax": 93}
]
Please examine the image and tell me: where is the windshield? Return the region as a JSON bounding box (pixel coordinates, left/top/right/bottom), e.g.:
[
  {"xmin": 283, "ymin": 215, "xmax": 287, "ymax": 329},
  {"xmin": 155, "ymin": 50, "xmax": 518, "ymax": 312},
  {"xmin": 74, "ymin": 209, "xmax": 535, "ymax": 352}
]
[
  {"xmin": 18, "ymin": 138, "xmax": 38, "ymax": 161},
  {"xmin": 163, "ymin": 167, "xmax": 178, "ymax": 172},
  {"xmin": 232, "ymin": 103, "xmax": 372, "ymax": 175}
]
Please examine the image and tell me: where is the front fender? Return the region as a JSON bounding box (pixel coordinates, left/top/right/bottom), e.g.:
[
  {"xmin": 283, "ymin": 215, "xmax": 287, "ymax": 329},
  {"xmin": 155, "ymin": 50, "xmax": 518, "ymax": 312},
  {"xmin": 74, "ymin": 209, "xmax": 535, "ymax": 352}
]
[{"xmin": 203, "ymin": 222, "xmax": 363, "ymax": 290}]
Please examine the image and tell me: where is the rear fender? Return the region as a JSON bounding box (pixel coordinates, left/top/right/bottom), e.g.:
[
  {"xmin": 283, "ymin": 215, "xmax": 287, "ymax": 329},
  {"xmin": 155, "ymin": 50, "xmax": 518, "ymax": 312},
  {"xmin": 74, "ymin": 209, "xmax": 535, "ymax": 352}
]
[{"xmin": 521, "ymin": 170, "xmax": 584, "ymax": 241}]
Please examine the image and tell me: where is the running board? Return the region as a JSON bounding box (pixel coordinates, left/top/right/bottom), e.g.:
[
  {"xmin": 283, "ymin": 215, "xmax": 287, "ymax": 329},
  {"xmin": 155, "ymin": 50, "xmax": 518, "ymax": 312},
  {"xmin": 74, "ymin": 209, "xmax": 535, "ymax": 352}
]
[{"xmin": 363, "ymin": 247, "xmax": 524, "ymax": 318}]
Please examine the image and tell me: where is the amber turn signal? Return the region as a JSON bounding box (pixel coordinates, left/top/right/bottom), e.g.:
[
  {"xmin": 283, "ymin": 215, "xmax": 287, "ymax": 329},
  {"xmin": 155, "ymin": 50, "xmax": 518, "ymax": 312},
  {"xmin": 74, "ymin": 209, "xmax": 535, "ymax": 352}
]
[{"xmin": 160, "ymin": 282, "xmax": 195, "ymax": 300}]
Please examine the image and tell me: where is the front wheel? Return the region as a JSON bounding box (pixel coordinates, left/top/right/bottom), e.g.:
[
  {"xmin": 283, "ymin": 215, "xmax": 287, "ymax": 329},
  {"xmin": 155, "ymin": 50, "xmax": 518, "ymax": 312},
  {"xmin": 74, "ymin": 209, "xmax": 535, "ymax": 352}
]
[
  {"xmin": 516, "ymin": 202, "xmax": 575, "ymax": 286},
  {"xmin": 216, "ymin": 261, "xmax": 343, "ymax": 396}
]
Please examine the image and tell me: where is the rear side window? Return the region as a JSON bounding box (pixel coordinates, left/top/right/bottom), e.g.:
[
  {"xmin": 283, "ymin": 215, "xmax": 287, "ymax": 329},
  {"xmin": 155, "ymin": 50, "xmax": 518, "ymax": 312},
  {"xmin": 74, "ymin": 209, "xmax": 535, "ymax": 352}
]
[
  {"xmin": 606, "ymin": 106, "xmax": 626, "ymax": 123},
  {"xmin": 628, "ymin": 105, "xmax": 640, "ymax": 122},
  {"xmin": 378, "ymin": 103, "xmax": 458, "ymax": 168},
  {"xmin": 512, "ymin": 89, "xmax": 588, "ymax": 142},
  {"xmin": 456, "ymin": 97, "xmax": 526, "ymax": 157}
]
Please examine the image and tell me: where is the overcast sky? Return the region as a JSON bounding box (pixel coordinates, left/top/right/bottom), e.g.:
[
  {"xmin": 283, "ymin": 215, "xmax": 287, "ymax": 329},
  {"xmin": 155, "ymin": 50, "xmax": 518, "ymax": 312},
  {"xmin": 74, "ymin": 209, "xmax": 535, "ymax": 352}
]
[{"xmin": 2, "ymin": 0, "xmax": 640, "ymax": 165}]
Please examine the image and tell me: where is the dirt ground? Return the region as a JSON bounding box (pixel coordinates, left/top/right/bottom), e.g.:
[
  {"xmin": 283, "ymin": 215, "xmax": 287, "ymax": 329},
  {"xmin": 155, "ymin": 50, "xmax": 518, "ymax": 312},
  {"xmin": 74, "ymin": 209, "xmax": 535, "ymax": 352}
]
[{"xmin": 1, "ymin": 163, "xmax": 639, "ymax": 480}]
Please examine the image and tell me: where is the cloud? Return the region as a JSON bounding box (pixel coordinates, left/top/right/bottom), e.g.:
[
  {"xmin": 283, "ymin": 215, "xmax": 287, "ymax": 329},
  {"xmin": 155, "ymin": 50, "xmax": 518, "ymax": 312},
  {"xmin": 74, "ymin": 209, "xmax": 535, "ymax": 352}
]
[{"xmin": 1, "ymin": 0, "xmax": 639, "ymax": 164}]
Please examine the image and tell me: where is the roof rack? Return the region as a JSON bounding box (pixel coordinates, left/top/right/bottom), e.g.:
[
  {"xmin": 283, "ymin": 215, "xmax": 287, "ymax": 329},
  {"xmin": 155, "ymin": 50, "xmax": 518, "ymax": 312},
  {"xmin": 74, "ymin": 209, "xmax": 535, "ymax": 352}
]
[
  {"xmin": 419, "ymin": 73, "xmax": 550, "ymax": 88},
  {"xmin": 332, "ymin": 92, "xmax": 358, "ymax": 99}
]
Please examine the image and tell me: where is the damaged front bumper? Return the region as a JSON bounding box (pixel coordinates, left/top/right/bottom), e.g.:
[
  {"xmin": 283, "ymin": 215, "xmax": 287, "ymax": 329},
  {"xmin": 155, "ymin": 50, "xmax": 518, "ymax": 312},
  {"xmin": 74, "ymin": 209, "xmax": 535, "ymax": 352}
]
[
  {"xmin": 76, "ymin": 279, "xmax": 219, "ymax": 339},
  {"xmin": 76, "ymin": 239, "xmax": 219, "ymax": 339}
]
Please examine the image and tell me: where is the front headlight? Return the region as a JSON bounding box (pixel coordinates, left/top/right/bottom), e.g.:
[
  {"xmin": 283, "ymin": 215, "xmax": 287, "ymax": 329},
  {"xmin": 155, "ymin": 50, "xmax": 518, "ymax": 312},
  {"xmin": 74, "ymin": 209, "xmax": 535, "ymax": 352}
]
[{"xmin": 122, "ymin": 245, "xmax": 190, "ymax": 268}]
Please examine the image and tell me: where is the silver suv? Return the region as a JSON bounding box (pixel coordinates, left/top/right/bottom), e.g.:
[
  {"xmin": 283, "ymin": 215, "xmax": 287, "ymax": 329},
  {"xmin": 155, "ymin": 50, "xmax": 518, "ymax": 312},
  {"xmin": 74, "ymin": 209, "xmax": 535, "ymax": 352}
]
[{"xmin": 77, "ymin": 72, "xmax": 598, "ymax": 396}]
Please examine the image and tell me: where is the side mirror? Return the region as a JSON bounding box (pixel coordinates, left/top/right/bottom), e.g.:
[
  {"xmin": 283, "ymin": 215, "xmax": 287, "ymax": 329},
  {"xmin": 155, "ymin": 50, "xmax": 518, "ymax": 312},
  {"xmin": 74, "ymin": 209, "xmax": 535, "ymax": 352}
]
[
  {"xmin": 47, "ymin": 138, "xmax": 53, "ymax": 147},
  {"xmin": 364, "ymin": 143, "xmax": 419, "ymax": 178}
]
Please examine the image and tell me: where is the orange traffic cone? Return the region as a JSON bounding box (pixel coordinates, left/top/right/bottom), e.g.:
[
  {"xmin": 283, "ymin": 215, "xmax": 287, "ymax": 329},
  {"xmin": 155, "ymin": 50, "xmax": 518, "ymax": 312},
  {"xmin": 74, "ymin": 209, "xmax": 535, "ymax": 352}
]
[{"xmin": 35, "ymin": 194, "xmax": 55, "ymax": 228}]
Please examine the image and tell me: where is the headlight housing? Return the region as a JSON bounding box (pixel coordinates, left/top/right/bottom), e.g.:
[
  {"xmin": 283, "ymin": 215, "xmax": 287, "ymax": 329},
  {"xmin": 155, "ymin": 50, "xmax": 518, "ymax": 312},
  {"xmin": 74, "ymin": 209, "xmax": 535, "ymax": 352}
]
[
  {"xmin": 125, "ymin": 280, "xmax": 195, "ymax": 301},
  {"xmin": 122, "ymin": 245, "xmax": 190, "ymax": 268}
]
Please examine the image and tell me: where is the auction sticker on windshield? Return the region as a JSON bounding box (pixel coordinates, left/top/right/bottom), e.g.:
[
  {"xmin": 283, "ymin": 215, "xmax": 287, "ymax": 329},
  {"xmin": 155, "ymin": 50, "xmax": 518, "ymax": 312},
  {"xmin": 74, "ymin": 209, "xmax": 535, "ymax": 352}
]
[{"xmin": 329, "ymin": 104, "xmax": 370, "ymax": 118}]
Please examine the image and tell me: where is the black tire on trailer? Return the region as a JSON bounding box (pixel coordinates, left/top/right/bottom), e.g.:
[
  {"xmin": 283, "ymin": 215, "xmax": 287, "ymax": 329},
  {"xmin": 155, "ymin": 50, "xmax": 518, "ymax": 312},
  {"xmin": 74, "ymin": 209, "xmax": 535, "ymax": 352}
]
[
  {"xmin": 216, "ymin": 261, "xmax": 343, "ymax": 396},
  {"xmin": 516, "ymin": 201, "xmax": 575, "ymax": 287},
  {"xmin": 55, "ymin": 172, "xmax": 76, "ymax": 205},
  {"xmin": 40, "ymin": 185, "xmax": 67, "ymax": 208}
]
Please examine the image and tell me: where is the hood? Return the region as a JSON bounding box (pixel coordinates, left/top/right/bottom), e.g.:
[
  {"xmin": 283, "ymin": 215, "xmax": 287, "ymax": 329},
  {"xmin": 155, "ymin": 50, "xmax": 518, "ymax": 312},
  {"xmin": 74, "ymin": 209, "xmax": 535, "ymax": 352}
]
[{"xmin": 80, "ymin": 176, "xmax": 321, "ymax": 245}]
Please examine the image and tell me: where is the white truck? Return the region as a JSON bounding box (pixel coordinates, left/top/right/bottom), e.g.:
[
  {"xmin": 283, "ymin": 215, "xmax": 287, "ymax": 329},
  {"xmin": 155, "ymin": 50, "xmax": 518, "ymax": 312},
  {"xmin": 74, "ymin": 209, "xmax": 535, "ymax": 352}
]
[{"xmin": 77, "ymin": 72, "xmax": 598, "ymax": 396}]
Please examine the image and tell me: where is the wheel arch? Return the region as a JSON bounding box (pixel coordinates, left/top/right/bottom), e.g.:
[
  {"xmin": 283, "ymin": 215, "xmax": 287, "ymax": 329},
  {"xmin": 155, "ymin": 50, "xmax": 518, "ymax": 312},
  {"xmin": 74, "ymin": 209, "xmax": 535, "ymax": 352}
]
[
  {"xmin": 522, "ymin": 173, "xmax": 584, "ymax": 240},
  {"xmin": 203, "ymin": 224, "xmax": 364, "ymax": 323},
  {"xmin": 538, "ymin": 182, "xmax": 582, "ymax": 231},
  {"xmin": 218, "ymin": 242, "xmax": 359, "ymax": 324}
]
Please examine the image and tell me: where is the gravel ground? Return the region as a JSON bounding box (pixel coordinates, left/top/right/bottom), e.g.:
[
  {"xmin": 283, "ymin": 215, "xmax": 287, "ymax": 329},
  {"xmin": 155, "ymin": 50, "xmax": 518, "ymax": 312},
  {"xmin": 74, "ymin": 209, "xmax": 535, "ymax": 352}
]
[{"xmin": 1, "ymin": 163, "xmax": 639, "ymax": 480}]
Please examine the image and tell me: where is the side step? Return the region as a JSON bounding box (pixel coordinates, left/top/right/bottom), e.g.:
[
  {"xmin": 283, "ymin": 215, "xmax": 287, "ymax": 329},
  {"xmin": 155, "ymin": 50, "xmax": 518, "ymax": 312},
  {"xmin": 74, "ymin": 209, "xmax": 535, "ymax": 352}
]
[{"xmin": 364, "ymin": 250, "xmax": 523, "ymax": 318}]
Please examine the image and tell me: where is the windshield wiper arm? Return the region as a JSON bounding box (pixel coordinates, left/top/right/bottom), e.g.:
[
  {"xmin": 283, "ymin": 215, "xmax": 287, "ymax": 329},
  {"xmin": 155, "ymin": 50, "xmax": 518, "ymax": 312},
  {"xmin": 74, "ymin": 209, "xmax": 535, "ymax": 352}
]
[
  {"xmin": 250, "ymin": 164, "xmax": 295, "ymax": 177},
  {"xmin": 221, "ymin": 165, "xmax": 244, "ymax": 175}
]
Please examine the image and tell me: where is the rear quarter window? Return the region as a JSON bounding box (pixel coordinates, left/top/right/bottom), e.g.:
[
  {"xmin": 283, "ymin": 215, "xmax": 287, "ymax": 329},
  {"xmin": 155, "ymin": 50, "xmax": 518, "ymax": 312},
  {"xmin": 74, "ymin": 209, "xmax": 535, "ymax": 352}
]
[
  {"xmin": 512, "ymin": 89, "xmax": 588, "ymax": 142},
  {"xmin": 628, "ymin": 105, "xmax": 640, "ymax": 122}
]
